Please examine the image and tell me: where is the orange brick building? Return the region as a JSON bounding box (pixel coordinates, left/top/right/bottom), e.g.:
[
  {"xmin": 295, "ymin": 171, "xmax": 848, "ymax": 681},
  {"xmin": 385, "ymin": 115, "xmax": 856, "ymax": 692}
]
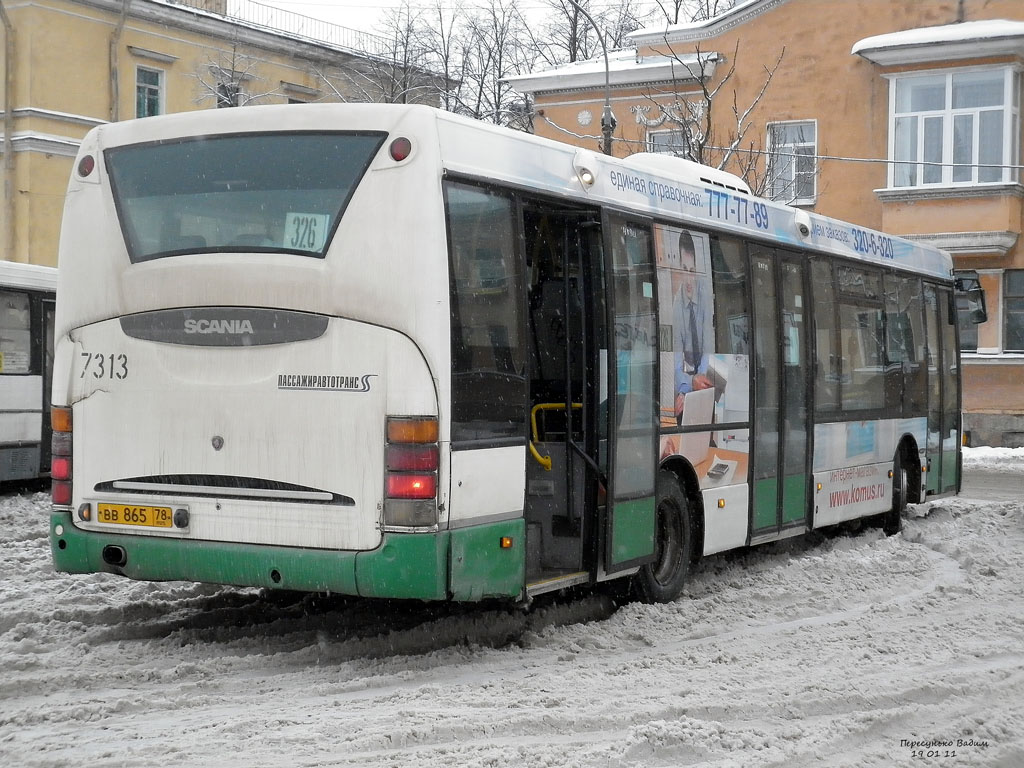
[{"xmin": 508, "ymin": 0, "xmax": 1024, "ymax": 446}]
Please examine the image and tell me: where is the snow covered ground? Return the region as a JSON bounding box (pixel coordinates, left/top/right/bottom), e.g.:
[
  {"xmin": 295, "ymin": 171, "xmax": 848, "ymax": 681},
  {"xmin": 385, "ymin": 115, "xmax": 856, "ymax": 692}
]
[{"xmin": 2, "ymin": 449, "xmax": 1022, "ymax": 767}]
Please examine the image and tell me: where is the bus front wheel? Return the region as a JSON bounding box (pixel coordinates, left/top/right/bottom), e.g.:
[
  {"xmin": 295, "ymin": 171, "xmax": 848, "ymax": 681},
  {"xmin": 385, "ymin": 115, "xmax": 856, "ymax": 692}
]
[{"xmin": 635, "ymin": 470, "xmax": 694, "ymax": 603}]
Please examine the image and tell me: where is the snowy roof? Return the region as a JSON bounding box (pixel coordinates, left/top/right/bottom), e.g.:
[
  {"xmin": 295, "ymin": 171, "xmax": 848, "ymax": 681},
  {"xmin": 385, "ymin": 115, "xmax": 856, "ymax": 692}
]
[
  {"xmin": 628, "ymin": 0, "xmax": 787, "ymax": 46},
  {"xmin": 853, "ymin": 20, "xmax": 1024, "ymax": 65},
  {"xmin": 504, "ymin": 50, "xmax": 717, "ymax": 96}
]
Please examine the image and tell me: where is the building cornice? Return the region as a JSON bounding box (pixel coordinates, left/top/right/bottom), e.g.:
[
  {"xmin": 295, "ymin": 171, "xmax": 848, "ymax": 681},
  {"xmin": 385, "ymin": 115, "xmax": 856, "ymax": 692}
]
[
  {"xmin": 0, "ymin": 108, "xmax": 107, "ymax": 128},
  {"xmin": 853, "ymin": 20, "xmax": 1024, "ymax": 66},
  {"xmin": 902, "ymin": 231, "xmax": 1019, "ymax": 257},
  {"xmin": 628, "ymin": 0, "xmax": 790, "ymax": 46},
  {"xmin": 128, "ymin": 45, "xmax": 179, "ymax": 64},
  {"xmin": 962, "ymin": 354, "xmax": 1024, "ymax": 365},
  {"xmin": 0, "ymin": 132, "xmax": 82, "ymax": 157},
  {"xmin": 506, "ymin": 54, "xmax": 715, "ymax": 97},
  {"xmin": 875, "ymin": 183, "xmax": 1024, "ymax": 203},
  {"xmin": 280, "ymin": 81, "xmax": 321, "ymax": 98},
  {"xmin": 530, "ymin": 79, "xmax": 703, "ymax": 100}
]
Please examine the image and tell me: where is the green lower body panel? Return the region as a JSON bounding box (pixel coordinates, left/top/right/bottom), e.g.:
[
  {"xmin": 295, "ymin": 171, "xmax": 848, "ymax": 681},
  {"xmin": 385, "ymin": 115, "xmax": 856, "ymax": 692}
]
[
  {"xmin": 781, "ymin": 473, "xmax": 808, "ymax": 525},
  {"xmin": 610, "ymin": 495, "xmax": 655, "ymax": 567},
  {"xmin": 752, "ymin": 477, "xmax": 778, "ymax": 530},
  {"xmin": 449, "ymin": 518, "xmax": 525, "ymax": 601},
  {"xmin": 50, "ymin": 512, "xmax": 525, "ymax": 601},
  {"xmin": 942, "ymin": 449, "xmax": 959, "ymax": 493}
]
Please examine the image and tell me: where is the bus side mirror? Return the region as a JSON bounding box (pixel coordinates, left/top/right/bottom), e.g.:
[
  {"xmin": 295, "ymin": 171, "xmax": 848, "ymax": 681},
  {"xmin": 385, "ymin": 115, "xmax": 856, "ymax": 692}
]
[{"xmin": 954, "ymin": 276, "xmax": 988, "ymax": 325}]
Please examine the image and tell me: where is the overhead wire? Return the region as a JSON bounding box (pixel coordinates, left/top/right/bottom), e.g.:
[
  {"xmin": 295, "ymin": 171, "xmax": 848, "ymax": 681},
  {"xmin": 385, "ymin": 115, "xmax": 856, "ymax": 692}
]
[{"xmin": 537, "ymin": 113, "xmax": 1024, "ymax": 171}]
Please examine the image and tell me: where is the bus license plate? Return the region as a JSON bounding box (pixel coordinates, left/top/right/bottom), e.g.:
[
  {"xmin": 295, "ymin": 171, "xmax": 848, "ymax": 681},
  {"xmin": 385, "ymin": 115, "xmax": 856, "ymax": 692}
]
[{"xmin": 97, "ymin": 503, "xmax": 174, "ymax": 528}]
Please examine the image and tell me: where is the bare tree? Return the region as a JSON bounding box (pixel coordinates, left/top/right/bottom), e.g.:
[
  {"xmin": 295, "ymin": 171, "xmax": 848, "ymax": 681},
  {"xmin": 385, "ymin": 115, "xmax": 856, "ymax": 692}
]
[
  {"xmin": 633, "ymin": 40, "xmax": 785, "ymax": 194},
  {"xmin": 650, "ymin": 0, "xmax": 742, "ymax": 25},
  {"xmin": 192, "ymin": 37, "xmax": 281, "ymax": 107},
  {"xmin": 525, "ymin": 0, "xmax": 652, "ymax": 67},
  {"xmin": 446, "ymin": 0, "xmax": 536, "ymax": 127},
  {"xmin": 419, "ymin": 0, "xmax": 466, "ymax": 114},
  {"xmin": 315, "ymin": 1, "xmax": 440, "ymax": 105}
]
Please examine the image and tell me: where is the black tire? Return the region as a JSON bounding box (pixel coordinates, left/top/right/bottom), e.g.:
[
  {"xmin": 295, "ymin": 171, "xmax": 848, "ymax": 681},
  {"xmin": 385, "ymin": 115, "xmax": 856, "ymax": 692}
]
[
  {"xmin": 635, "ymin": 470, "xmax": 694, "ymax": 603},
  {"xmin": 884, "ymin": 464, "xmax": 907, "ymax": 536}
]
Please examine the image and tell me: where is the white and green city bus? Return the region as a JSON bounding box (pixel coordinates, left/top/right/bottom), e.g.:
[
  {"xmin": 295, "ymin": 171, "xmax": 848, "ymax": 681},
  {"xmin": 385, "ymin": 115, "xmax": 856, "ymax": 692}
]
[
  {"xmin": 49, "ymin": 104, "xmax": 982, "ymax": 603},
  {"xmin": 1, "ymin": 261, "xmax": 57, "ymax": 484}
]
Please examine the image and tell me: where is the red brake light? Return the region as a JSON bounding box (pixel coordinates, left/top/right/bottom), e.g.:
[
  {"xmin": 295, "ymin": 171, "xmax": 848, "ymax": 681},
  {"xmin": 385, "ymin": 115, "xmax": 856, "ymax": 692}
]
[
  {"xmin": 386, "ymin": 474, "xmax": 437, "ymax": 500},
  {"xmin": 51, "ymin": 457, "xmax": 72, "ymax": 481}
]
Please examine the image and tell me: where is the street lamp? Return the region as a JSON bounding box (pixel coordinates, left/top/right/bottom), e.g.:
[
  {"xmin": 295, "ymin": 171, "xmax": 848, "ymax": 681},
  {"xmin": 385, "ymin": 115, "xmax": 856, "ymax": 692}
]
[{"xmin": 567, "ymin": 0, "xmax": 616, "ymax": 155}]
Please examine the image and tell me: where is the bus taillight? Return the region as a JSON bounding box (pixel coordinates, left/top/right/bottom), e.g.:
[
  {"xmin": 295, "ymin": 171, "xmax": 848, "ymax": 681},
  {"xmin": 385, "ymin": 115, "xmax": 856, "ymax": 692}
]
[
  {"xmin": 384, "ymin": 416, "xmax": 439, "ymax": 529},
  {"xmin": 386, "ymin": 473, "xmax": 437, "ymax": 499},
  {"xmin": 386, "ymin": 443, "xmax": 439, "ymax": 472},
  {"xmin": 386, "ymin": 417, "xmax": 438, "ymax": 444},
  {"xmin": 51, "ymin": 407, "xmax": 73, "ymax": 508}
]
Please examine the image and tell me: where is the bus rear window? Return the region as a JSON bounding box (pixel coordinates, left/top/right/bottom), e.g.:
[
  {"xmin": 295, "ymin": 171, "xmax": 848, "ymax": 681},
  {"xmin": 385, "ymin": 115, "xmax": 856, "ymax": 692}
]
[{"xmin": 105, "ymin": 132, "xmax": 386, "ymax": 262}]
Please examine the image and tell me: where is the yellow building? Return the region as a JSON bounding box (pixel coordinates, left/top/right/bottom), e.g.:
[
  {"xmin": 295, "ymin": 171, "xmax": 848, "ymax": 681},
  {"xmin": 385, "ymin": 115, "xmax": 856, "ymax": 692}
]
[
  {"xmin": 508, "ymin": 0, "xmax": 1024, "ymax": 447},
  {"xmin": 0, "ymin": 0, "xmax": 433, "ymax": 270}
]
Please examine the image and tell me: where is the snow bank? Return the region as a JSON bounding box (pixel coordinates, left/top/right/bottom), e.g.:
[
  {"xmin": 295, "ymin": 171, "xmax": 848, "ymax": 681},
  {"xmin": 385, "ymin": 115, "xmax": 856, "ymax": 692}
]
[
  {"xmin": 962, "ymin": 445, "xmax": 1024, "ymax": 472},
  {"xmin": 1, "ymin": 485, "xmax": 1022, "ymax": 767}
]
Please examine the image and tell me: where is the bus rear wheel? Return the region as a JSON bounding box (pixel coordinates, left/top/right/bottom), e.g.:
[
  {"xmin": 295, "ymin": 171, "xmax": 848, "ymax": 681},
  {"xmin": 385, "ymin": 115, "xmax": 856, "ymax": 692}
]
[{"xmin": 635, "ymin": 470, "xmax": 693, "ymax": 604}]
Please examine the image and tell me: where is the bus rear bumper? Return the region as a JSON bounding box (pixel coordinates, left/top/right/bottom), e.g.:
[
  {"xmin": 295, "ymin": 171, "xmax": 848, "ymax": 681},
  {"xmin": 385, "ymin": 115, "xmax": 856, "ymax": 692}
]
[{"xmin": 49, "ymin": 512, "xmax": 524, "ymax": 601}]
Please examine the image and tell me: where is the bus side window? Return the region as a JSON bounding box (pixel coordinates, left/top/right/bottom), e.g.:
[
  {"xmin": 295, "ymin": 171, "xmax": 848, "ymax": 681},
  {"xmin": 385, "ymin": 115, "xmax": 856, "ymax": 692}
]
[
  {"xmin": 444, "ymin": 181, "xmax": 526, "ymax": 445},
  {"xmin": 836, "ymin": 266, "xmax": 884, "ymax": 412},
  {"xmin": 884, "ymin": 274, "xmax": 926, "ymax": 415},
  {"xmin": 0, "ymin": 290, "xmax": 32, "ymax": 374}
]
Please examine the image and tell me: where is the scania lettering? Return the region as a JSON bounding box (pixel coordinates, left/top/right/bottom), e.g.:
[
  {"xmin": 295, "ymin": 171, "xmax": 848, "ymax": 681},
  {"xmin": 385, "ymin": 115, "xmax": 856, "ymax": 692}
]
[{"xmin": 183, "ymin": 319, "xmax": 255, "ymax": 334}]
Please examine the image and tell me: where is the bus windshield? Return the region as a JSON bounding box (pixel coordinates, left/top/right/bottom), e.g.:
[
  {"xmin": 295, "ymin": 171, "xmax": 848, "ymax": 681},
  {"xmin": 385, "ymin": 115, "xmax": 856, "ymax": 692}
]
[{"xmin": 105, "ymin": 132, "xmax": 386, "ymax": 262}]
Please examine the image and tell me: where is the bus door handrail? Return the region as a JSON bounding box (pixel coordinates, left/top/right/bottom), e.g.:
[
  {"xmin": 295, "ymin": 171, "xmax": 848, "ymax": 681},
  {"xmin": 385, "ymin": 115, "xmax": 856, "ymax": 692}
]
[{"xmin": 529, "ymin": 402, "xmax": 582, "ymax": 471}]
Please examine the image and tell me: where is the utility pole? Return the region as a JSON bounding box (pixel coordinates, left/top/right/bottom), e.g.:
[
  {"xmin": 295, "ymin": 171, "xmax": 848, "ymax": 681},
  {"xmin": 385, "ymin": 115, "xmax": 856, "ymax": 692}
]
[{"xmin": 566, "ymin": 0, "xmax": 616, "ymax": 155}]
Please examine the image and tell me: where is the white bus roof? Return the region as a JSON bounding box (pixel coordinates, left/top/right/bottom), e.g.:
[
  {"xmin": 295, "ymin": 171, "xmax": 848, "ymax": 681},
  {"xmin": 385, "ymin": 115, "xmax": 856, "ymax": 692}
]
[
  {"xmin": 623, "ymin": 153, "xmax": 752, "ymax": 195},
  {"xmin": 81, "ymin": 103, "xmax": 952, "ymax": 281},
  {"xmin": 0, "ymin": 261, "xmax": 58, "ymax": 292}
]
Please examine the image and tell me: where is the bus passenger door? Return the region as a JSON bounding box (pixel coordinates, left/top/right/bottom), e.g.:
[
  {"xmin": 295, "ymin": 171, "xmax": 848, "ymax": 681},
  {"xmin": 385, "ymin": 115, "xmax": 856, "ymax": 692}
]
[
  {"xmin": 603, "ymin": 213, "xmax": 658, "ymax": 573},
  {"xmin": 924, "ymin": 284, "xmax": 960, "ymax": 495},
  {"xmin": 523, "ymin": 203, "xmax": 605, "ymax": 584},
  {"xmin": 750, "ymin": 250, "xmax": 811, "ymax": 540}
]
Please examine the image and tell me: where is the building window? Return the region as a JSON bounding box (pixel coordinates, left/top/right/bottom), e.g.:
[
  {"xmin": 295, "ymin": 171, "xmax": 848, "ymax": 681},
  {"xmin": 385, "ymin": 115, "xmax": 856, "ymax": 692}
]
[
  {"xmin": 955, "ymin": 270, "xmax": 979, "ymax": 352},
  {"xmin": 217, "ymin": 81, "xmax": 242, "ymax": 108},
  {"xmin": 766, "ymin": 121, "xmax": 816, "ymax": 205},
  {"xmin": 891, "ymin": 68, "xmax": 1020, "ymax": 188},
  {"xmin": 647, "ymin": 129, "xmax": 689, "ymax": 156},
  {"xmin": 1004, "ymin": 270, "xmax": 1024, "ymax": 353},
  {"xmin": 135, "ymin": 67, "xmax": 162, "ymax": 118}
]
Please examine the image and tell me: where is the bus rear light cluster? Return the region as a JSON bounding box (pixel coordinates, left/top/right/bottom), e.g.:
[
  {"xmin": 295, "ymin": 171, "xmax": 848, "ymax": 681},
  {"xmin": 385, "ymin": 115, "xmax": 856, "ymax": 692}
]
[
  {"xmin": 383, "ymin": 416, "xmax": 439, "ymax": 529},
  {"xmin": 51, "ymin": 407, "xmax": 73, "ymax": 507}
]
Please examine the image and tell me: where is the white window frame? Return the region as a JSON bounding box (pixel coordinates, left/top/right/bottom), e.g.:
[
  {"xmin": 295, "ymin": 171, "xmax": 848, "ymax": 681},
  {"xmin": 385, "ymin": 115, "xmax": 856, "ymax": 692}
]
[
  {"xmin": 887, "ymin": 65, "xmax": 1021, "ymax": 189},
  {"xmin": 135, "ymin": 66, "xmax": 164, "ymax": 119},
  {"xmin": 766, "ymin": 119, "xmax": 817, "ymax": 206},
  {"xmin": 647, "ymin": 128, "xmax": 689, "ymax": 156}
]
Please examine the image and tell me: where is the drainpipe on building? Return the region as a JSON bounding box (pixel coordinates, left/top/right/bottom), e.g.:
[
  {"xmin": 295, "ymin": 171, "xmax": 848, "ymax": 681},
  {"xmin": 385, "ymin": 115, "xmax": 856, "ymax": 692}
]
[
  {"xmin": 0, "ymin": 1, "xmax": 15, "ymax": 260},
  {"xmin": 110, "ymin": 0, "xmax": 131, "ymax": 122}
]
